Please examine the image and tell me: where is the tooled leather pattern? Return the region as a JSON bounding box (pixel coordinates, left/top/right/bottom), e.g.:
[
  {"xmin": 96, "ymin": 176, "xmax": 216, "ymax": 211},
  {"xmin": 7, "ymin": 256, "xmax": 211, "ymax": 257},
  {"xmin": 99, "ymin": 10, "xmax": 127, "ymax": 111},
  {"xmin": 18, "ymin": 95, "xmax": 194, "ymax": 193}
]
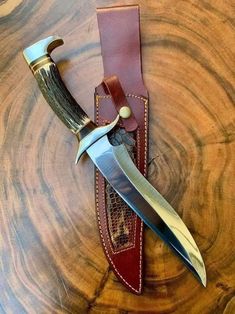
[{"xmin": 106, "ymin": 128, "xmax": 137, "ymax": 251}]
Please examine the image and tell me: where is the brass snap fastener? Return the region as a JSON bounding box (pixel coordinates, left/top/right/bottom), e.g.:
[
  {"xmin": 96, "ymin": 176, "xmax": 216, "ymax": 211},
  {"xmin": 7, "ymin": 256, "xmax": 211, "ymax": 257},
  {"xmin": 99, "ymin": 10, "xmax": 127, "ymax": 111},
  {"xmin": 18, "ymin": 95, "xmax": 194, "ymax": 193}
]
[{"xmin": 119, "ymin": 106, "xmax": 131, "ymax": 119}]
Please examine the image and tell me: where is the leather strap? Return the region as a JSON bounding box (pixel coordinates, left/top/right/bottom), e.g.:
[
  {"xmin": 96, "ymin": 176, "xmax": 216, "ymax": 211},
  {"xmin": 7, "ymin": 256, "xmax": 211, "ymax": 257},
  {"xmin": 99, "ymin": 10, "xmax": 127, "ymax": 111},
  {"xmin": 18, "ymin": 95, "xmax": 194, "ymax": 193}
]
[
  {"xmin": 95, "ymin": 5, "xmax": 148, "ymax": 294},
  {"xmin": 103, "ymin": 76, "xmax": 138, "ymax": 132}
]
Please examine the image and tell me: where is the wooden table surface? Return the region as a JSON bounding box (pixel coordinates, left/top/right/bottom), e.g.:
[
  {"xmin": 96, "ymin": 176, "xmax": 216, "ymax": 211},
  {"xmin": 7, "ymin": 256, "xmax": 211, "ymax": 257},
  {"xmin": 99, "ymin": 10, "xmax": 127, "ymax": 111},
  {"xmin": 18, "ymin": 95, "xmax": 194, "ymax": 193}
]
[{"xmin": 0, "ymin": 0, "xmax": 235, "ymax": 313}]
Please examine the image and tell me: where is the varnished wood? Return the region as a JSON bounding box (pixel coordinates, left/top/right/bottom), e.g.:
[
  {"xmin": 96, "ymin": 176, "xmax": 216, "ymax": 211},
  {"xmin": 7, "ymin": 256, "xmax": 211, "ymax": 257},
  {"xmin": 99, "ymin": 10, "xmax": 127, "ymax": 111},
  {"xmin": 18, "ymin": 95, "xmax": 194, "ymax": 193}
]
[{"xmin": 0, "ymin": 0, "xmax": 234, "ymax": 313}]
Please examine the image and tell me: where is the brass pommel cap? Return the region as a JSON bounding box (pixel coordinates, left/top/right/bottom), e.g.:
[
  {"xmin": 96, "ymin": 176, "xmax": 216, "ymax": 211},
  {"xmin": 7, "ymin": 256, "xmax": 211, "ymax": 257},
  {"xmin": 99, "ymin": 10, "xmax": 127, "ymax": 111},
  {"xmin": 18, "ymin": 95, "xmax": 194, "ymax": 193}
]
[{"xmin": 23, "ymin": 36, "xmax": 64, "ymax": 67}]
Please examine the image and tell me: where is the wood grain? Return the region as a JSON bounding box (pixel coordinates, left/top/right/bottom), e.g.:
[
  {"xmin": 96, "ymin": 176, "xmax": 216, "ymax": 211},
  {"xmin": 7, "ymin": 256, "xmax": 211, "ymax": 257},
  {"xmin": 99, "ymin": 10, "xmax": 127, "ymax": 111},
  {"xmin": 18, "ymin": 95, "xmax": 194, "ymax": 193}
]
[{"xmin": 0, "ymin": 0, "xmax": 235, "ymax": 313}]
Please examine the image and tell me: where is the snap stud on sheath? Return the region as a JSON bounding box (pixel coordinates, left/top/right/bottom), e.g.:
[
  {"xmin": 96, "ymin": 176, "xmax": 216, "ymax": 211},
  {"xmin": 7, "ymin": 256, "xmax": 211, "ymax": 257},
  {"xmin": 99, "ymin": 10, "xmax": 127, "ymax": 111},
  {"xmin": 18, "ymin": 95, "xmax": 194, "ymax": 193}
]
[{"xmin": 119, "ymin": 106, "xmax": 132, "ymax": 119}]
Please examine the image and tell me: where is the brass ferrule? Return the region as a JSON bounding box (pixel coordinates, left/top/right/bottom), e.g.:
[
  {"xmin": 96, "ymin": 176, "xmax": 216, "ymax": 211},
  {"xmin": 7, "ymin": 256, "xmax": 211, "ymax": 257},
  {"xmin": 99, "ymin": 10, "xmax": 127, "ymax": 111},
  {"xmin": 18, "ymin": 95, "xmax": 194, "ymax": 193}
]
[{"xmin": 29, "ymin": 55, "xmax": 52, "ymax": 74}]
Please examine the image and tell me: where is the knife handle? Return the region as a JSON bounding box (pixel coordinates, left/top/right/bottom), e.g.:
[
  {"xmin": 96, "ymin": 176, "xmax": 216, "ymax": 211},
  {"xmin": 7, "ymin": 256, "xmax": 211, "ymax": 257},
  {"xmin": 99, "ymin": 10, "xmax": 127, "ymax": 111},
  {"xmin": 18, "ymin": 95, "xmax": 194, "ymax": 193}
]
[{"xmin": 23, "ymin": 36, "xmax": 94, "ymax": 135}]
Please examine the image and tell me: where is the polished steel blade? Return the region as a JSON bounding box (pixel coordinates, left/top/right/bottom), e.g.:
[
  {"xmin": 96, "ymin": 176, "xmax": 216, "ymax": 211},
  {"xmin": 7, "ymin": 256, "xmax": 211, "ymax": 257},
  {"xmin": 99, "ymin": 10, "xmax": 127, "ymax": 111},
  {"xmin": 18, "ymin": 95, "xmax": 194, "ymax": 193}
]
[{"xmin": 87, "ymin": 136, "xmax": 206, "ymax": 286}]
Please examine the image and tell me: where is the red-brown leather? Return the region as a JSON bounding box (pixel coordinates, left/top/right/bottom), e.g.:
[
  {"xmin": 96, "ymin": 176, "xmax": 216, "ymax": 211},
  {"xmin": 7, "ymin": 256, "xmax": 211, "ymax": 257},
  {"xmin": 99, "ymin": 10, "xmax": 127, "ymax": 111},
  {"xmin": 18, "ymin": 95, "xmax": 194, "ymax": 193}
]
[
  {"xmin": 103, "ymin": 76, "xmax": 138, "ymax": 132},
  {"xmin": 97, "ymin": 5, "xmax": 147, "ymax": 97},
  {"xmin": 95, "ymin": 5, "xmax": 148, "ymax": 294}
]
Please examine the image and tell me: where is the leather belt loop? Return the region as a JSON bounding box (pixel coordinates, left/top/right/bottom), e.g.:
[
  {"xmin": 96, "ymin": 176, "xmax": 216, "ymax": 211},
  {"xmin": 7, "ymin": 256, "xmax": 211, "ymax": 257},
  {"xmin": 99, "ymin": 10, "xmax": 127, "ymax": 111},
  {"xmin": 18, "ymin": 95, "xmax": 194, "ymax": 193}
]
[{"xmin": 97, "ymin": 5, "xmax": 147, "ymax": 97}]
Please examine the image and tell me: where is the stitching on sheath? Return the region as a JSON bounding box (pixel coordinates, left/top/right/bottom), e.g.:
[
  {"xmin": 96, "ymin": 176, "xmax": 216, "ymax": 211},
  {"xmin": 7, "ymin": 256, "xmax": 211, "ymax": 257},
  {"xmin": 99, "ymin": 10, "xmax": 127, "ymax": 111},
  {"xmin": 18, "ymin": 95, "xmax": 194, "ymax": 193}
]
[
  {"xmin": 96, "ymin": 93, "xmax": 148, "ymax": 105},
  {"xmin": 95, "ymin": 94, "xmax": 148, "ymax": 293},
  {"xmin": 95, "ymin": 171, "xmax": 140, "ymax": 293},
  {"xmin": 96, "ymin": 98, "xmax": 137, "ymax": 255},
  {"xmin": 95, "ymin": 94, "xmax": 149, "ymax": 255},
  {"xmin": 95, "ymin": 93, "xmax": 148, "ymax": 293}
]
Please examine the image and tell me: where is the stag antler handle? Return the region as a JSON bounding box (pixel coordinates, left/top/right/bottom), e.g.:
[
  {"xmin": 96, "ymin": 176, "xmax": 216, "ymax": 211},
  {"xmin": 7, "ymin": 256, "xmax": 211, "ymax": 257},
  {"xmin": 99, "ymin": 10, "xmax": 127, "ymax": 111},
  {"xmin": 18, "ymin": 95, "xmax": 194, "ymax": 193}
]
[{"xmin": 23, "ymin": 36, "xmax": 93, "ymax": 135}]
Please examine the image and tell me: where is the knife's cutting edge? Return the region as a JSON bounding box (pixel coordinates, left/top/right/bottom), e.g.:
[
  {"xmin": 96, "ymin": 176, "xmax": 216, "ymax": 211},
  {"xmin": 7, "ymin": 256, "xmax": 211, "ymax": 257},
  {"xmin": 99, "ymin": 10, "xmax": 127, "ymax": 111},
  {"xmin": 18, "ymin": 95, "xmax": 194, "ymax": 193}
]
[{"xmin": 87, "ymin": 135, "xmax": 206, "ymax": 287}]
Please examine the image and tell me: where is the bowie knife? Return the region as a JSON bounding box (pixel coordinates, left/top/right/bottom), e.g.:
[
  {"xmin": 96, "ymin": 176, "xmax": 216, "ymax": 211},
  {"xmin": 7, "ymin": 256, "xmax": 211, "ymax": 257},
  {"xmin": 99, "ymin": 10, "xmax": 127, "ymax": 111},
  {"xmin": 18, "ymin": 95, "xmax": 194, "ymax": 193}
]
[{"xmin": 23, "ymin": 36, "xmax": 206, "ymax": 286}]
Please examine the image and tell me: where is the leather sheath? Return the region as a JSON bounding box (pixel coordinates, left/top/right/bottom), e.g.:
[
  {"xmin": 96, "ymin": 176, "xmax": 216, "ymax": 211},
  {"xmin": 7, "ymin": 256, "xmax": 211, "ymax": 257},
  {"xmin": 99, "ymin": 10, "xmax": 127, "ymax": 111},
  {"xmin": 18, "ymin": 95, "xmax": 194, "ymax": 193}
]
[{"xmin": 95, "ymin": 5, "xmax": 148, "ymax": 294}]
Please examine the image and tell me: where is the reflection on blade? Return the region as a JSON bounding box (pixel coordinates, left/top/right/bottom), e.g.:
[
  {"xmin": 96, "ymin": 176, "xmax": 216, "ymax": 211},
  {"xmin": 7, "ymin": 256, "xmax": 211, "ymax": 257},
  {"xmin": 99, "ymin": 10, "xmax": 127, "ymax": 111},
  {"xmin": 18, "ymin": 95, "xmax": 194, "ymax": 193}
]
[{"xmin": 87, "ymin": 136, "xmax": 206, "ymax": 286}]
